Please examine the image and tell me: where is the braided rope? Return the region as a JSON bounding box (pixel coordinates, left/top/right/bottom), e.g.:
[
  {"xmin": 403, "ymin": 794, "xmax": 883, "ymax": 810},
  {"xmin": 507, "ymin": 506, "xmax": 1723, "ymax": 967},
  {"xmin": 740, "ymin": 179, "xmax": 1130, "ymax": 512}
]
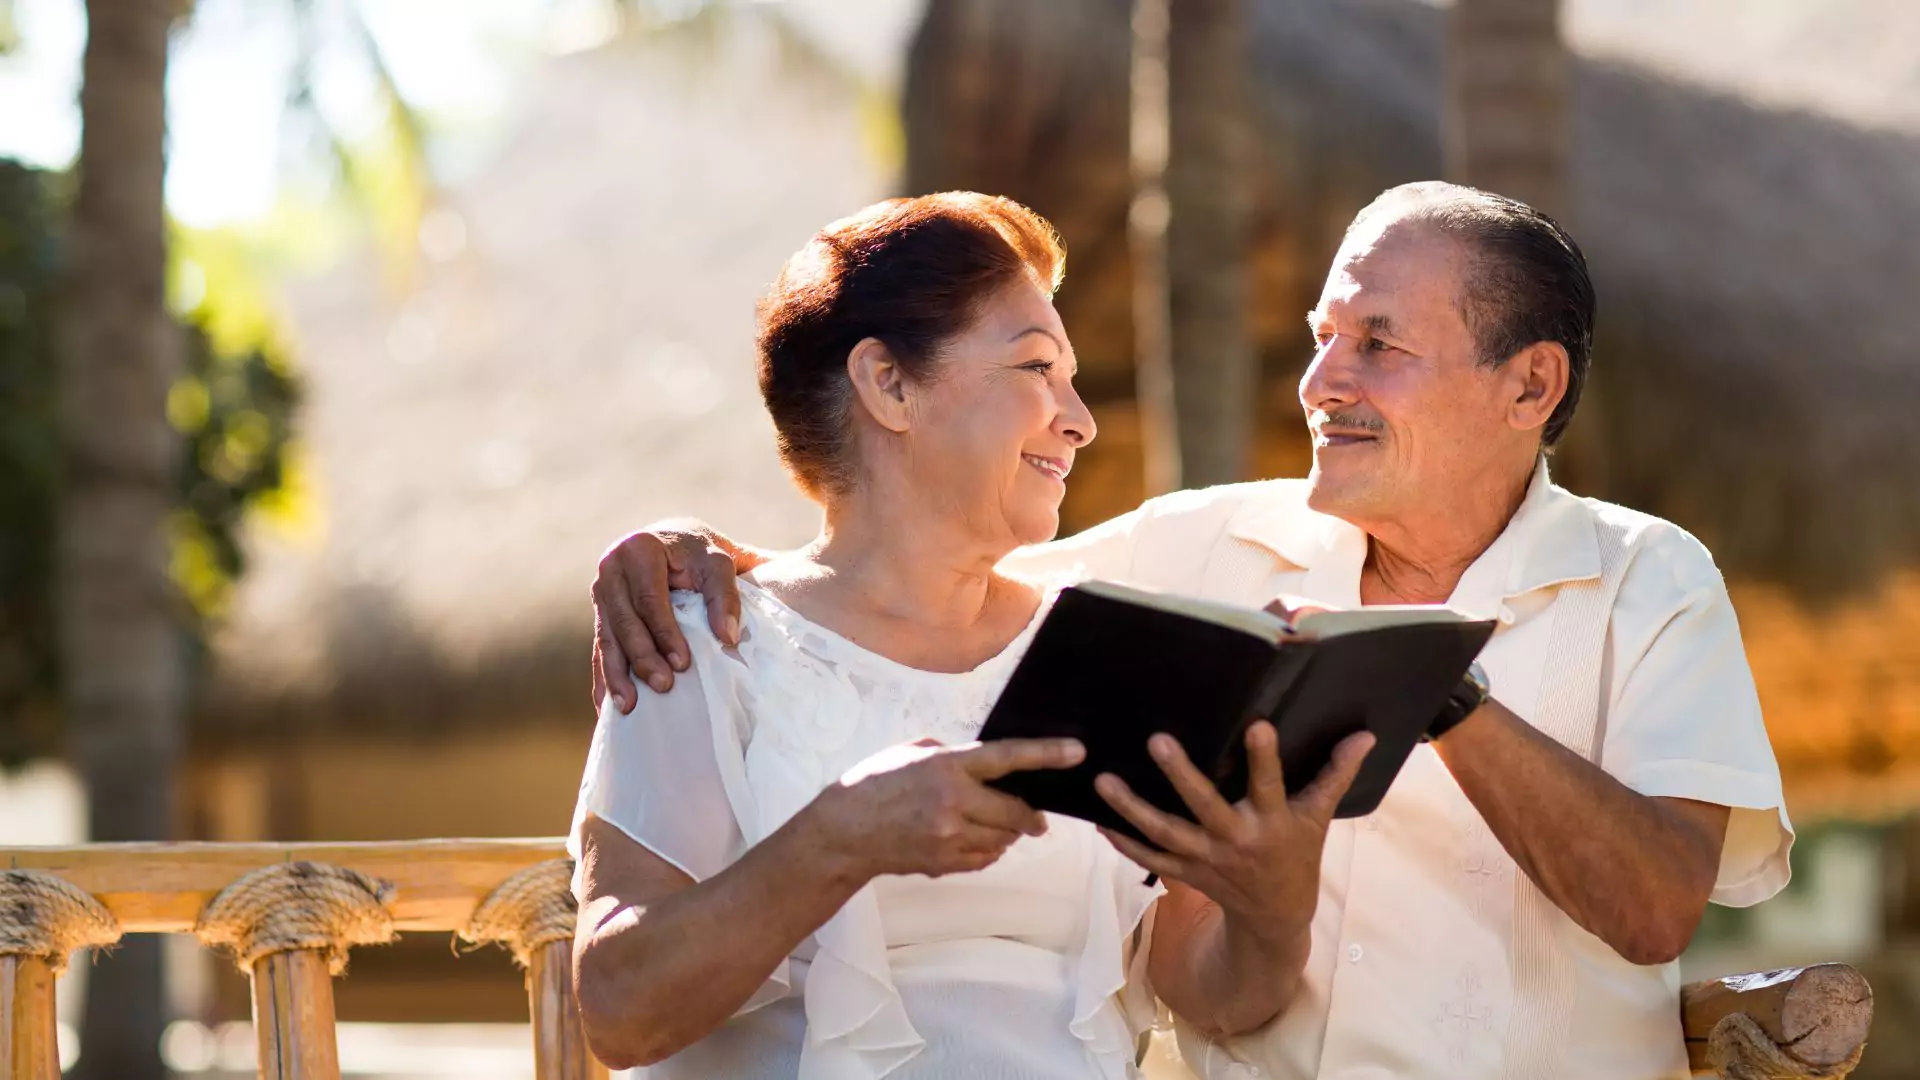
[
  {"xmin": 0, "ymin": 870, "xmax": 121, "ymax": 975},
  {"xmin": 194, "ymin": 861, "xmax": 396, "ymax": 975},
  {"xmin": 458, "ymin": 858, "xmax": 576, "ymax": 968},
  {"xmin": 1709, "ymin": 1012, "xmax": 1866, "ymax": 1080}
]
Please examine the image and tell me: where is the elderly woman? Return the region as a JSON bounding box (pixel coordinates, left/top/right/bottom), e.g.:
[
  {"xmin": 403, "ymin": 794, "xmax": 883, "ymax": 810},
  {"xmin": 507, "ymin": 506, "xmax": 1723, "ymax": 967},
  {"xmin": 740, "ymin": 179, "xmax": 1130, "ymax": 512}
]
[{"xmin": 570, "ymin": 193, "xmax": 1350, "ymax": 1079}]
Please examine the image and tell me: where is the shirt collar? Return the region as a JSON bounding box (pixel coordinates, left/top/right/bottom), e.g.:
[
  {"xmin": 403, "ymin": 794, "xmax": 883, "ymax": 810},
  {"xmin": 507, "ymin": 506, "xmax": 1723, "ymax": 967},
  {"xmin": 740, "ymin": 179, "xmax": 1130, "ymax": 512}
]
[{"xmin": 1228, "ymin": 459, "xmax": 1601, "ymax": 615}]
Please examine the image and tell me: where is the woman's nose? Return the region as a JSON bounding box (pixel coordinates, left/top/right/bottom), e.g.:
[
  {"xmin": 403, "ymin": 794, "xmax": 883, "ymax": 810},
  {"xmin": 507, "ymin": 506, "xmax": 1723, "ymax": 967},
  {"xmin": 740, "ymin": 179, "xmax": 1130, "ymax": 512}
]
[{"xmin": 1057, "ymin": 383, "xmax": 1097, "ymax": 448}]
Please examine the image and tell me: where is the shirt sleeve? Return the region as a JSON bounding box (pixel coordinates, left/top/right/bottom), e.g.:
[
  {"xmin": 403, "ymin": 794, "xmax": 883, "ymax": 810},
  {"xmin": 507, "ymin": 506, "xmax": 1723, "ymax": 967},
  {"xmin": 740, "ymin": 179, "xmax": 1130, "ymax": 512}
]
[
  {"xmin": 567, "ymin": 639, "xmax": 747, "ymax": 884},
  {"xmin": 1599, "ymin": 530, "xmax": 1794, "ymax": 908}
]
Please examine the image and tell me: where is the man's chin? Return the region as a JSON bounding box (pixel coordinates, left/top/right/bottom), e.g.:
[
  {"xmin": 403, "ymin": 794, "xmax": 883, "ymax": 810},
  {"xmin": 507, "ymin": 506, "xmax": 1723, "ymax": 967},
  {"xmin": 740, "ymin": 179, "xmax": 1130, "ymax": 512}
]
[{"xmin": 1305, "ymin": 464, "xmax": 1370, "ymax": 516}]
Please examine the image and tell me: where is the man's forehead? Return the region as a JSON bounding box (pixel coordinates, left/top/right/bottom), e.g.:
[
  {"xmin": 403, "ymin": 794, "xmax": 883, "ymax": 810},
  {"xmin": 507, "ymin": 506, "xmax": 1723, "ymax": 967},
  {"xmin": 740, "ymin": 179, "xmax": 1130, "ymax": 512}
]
[{"xmin": 1314, "ymin": 220, "xmax": 1467, "ymax": 320}]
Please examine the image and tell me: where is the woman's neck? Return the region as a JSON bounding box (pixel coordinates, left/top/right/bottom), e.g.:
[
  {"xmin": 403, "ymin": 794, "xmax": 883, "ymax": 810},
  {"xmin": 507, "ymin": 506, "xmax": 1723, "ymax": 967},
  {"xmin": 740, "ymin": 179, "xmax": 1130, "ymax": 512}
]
[{"xmin": 772, "ymin": 489, "xmax": 1022, "ymax": 632}]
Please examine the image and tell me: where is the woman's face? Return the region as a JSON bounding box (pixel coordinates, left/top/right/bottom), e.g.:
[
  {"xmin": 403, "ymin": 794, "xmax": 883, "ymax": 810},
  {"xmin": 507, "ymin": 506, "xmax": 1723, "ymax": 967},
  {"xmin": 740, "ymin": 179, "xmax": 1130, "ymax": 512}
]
[{"xmin": 892, "ymin": 277, "xmax": 1096, "ymax": 548}]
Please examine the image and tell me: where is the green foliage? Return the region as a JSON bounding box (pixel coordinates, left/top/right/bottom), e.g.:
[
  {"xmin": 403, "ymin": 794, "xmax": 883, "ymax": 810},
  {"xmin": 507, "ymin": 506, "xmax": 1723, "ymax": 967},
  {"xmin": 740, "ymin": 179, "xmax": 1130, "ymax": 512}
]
[
  {"xmin": 0, "ymin": 159, "xmax": 301, "ymax": 765},
  {"xmin": 0, "ymin": 160, "xmax": 62, "ymax": 764}
]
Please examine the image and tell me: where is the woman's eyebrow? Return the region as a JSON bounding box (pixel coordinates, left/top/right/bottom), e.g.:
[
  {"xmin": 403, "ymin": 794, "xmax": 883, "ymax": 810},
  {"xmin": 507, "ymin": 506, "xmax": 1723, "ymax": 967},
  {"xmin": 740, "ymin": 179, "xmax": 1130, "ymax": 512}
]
[{"xmin": 1009, "ymin": 326, "xmax": 1066, "ymax": 352}]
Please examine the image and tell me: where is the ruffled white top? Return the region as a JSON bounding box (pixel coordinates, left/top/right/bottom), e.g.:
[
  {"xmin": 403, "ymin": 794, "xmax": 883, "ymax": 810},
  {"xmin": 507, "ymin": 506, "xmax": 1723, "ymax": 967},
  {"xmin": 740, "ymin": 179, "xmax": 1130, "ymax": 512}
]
[{"xmin": 569, "ymin": 578, "xmax": 1164, "ymax": 1080}]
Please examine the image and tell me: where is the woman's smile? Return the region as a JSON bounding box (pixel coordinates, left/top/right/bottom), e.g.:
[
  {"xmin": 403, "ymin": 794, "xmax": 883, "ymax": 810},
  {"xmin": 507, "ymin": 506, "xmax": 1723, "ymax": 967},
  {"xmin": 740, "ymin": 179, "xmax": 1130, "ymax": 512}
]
[{"xmin": 1021, "ymin": 453, "xmax": 1071, "ymax": 483}]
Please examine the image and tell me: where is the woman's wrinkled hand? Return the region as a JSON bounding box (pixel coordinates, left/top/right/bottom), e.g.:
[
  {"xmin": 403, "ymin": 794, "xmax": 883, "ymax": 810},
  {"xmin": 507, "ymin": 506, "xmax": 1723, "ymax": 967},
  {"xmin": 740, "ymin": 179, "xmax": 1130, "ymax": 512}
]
[
  {"xmin": 803, "ymin": 737, "xmax": 1086, "ymax": 881},
  {"xmin": 1096, "ymin": 723, "xmax": 1373, "ymax": 943}
]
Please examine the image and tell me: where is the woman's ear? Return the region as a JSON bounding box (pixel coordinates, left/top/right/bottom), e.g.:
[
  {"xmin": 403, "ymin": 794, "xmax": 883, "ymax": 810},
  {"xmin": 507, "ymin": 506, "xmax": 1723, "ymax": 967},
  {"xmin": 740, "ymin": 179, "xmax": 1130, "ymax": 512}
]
[
  {"xmin": 1507, "ymin": 340, "xmax": 1569, "ymax": 435},
  {"xmin": 847, "ymin": 337, "xmax": 914, "ymax": 433}
]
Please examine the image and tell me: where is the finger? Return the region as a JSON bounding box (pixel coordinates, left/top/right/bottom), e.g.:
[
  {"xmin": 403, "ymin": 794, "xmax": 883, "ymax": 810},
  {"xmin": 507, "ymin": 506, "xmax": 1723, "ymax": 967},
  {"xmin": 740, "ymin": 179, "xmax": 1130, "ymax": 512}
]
[
  {"xmin": 612, "ymin": 542, "xmax": 691, "ymax": 677},
  {"xmin": 1296, "ymin": 731, "xmax": 1377, "ymax": 824},
  {"xmin": 1098, "ymin": 827, "xmax": 1190, "ymax": 882},
  {"xmin": 1244, "ymin": 721, "xmax": 1288, "ymax": 814},
  {"xmin": 697, "ymin": 549, "xmax": 744, "ymax": 646},
  {"xmin": 591, "ymin": 619, "xmax": 613, "ymax": 712},
  {"xmin": 1147, "ymin": 733, "xmax": 1241, "ymax": 835},
  {"xmin": 959, "ymin": 785, "xmax": 1049, "ymax": 837},
  {"xmin": 1094, "ymin": 772, "xmax": 1211, "ymax": 858},
  {"xmin": 957, "ymin": 738, "xmax": 1087, "ymax": 780},
  {"xmin": 954, "ymin": 822, "xmax": 1024, "ymax": 854}
]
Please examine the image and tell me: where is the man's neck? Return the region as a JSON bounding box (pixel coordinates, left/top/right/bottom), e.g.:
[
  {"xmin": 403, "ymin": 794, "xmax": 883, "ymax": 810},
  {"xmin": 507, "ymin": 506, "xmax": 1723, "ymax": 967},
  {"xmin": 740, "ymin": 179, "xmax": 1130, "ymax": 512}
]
[{"xmin": 1357, "ymin": 458, "xmax": 1537, "ymax": 606}]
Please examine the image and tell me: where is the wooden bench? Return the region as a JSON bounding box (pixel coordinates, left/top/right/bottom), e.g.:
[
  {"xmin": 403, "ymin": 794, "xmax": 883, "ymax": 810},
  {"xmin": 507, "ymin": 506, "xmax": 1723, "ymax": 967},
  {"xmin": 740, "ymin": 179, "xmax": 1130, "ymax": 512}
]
[{"xmin": 0, "ymin": 841, "xmax": 1877, "ymax": 1079}]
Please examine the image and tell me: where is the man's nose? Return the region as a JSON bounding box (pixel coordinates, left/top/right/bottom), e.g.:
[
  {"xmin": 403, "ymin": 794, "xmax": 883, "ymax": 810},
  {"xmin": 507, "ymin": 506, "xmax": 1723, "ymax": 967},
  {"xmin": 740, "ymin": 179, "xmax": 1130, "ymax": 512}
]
[{"xmin": 1300, "ymin": 339, "xmax": 1362, "ymax": 413}]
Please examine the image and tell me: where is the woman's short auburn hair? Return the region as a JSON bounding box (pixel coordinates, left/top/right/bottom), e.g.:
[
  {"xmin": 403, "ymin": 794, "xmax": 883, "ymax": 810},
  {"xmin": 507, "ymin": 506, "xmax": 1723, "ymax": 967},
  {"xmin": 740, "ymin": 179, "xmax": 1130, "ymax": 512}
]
[{"xmin": 756, "ymin": 191, "xmax": 1066, "ymax": 498}]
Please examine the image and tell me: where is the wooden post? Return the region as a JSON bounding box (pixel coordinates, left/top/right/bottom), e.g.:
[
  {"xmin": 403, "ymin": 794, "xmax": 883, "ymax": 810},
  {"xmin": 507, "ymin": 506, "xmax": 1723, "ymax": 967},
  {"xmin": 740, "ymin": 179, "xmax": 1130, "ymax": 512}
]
[
  {"xmin": 459, "ymin": 858, "xmax": 604, "ymax": 1080},
  {"xmin": 527, "ymin": 939, "xmax": 607, "ymax": 1080},
  {"xmin": 194, "ymin": 861, "xmax": 397, "ymax": 1080},
  {"xmin": 1, "ymin": 955, "xmax": 61, "ymax": 1080},
  {"xmin": 0, "ymin": 869, "xmax": 122, "ymax": 1079},
  {"xmin": 1681, "ymin": 963, "xmax": 1872, "ymax": 1077},
  {"xmin": 250, "ymin": 949, "xmax": 344, "ymax": 1080}
]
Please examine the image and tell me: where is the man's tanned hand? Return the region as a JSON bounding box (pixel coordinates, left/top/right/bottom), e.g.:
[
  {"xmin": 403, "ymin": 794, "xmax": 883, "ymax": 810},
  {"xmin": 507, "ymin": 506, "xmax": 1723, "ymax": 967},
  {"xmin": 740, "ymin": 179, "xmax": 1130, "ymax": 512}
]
[{"xmin": 591, "ymin": 521, "xmax": 764, "ymax": 712}]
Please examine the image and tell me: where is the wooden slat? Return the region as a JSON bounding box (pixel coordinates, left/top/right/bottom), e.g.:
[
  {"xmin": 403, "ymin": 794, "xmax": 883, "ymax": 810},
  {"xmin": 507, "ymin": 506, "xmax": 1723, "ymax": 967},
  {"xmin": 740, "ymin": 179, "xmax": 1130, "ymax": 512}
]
[
  {"xmin": 253, "ymin": 950, "xmax": 342, "ymax": 1080},
  {"xmin": 1681, "ymin": 963, "xmax": 1873, "ymax": 1074},
  {"xmin": 1, "ymin": 955, "xmax": 61, "ymax": 1080},
  {"xmin": 0, "ymin": 839, "xmax": 567, "ymax": 934},
  {"xmin": 528, "ymin": 939, "xmax": 608, "ymax": 1080}
]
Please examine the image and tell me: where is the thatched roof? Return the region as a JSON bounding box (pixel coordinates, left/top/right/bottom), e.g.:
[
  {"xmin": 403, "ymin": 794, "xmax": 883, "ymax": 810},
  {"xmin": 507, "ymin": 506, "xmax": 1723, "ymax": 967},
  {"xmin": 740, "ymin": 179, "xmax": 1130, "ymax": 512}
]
[
  {"xmin": 202, "ymin": 0, "xmax": 1920, "ymax": 817},
  {"xmin": 901, "ymin": 0, "xmax": 1920, "ymax": 816},
  {"xmin": 908, "ymin": 0, "xmax": 1920, "ymax": 599},
  {"xmin": 197, "ymin": 17, "xmax": 893, "ymax": 740}
]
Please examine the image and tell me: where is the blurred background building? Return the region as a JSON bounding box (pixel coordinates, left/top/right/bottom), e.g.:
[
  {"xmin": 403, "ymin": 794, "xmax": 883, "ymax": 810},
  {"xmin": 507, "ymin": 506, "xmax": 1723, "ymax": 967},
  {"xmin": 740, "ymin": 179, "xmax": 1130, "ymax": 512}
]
[{"xmin": 2, "ymin": 0, "xmax": 1918, "ymax": 1076}]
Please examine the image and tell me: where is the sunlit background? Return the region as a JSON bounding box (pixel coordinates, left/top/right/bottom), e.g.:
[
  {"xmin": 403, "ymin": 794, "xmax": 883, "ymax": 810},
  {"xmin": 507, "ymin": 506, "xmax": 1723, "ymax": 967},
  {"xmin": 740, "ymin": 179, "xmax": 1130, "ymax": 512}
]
[{"xmin": 3, "ymin": 0, "xmax": 1919, "ymax": 1076}]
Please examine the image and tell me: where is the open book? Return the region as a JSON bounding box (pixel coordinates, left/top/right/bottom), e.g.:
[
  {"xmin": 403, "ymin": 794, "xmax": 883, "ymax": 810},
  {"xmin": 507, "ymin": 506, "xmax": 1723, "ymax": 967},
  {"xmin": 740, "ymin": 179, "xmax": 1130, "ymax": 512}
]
[{"xmin": 979, "ymin": 580, "xmax": 1495, "ymax": 844}]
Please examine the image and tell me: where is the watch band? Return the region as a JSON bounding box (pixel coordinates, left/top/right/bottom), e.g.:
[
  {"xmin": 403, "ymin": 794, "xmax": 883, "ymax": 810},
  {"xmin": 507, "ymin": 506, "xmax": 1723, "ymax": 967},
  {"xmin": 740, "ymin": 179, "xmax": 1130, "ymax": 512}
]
[{"xmin": 1425, "ymin": 661, "xmax": 1489, "ymax": 742}]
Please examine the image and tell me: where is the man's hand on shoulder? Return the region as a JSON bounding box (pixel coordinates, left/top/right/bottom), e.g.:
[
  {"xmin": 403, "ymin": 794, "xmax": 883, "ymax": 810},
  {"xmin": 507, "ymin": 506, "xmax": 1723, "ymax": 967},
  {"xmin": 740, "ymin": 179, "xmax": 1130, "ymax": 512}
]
[{"xmin": 592, "ymin": 521, "xmax": 764, "ymax": 712}]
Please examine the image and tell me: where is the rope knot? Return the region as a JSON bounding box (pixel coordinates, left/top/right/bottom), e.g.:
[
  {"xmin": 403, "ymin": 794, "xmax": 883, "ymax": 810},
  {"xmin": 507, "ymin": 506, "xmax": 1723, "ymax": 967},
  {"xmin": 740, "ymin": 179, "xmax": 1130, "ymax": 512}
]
[
  {"xmin": 0, "ymin": 869, "xmax": 121, "ymax": 974},
  {"xmin": 195, "ymin": 861, "xmax": 396, "ymax": 974},
  {"xmin": 1708, "ymin": 1011, "xmax": 1865, "ymax": 1079},
  {"xmin": 459, "ymin": 859, "xmax": 576, "ymax": 968}
]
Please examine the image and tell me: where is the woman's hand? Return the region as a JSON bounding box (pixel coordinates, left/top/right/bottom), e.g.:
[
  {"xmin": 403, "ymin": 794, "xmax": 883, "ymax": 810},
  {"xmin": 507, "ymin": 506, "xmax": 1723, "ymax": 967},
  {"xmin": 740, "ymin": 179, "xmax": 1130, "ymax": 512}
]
[
  {"xmin": 803, "ymin": 737, "xmax": 1086, "ymax": 881},
  {"xmin": 1096, "ymin": 723, "xmax": 1373, "ymax": 942}
]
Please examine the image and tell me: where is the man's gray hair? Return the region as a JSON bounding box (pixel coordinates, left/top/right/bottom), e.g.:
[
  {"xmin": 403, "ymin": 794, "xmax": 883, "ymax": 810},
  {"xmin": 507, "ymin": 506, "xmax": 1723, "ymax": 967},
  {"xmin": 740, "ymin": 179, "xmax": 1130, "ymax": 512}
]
[{"xmin": 1350, "ymin": 181, "xmax": 1596, "ymax": 448}]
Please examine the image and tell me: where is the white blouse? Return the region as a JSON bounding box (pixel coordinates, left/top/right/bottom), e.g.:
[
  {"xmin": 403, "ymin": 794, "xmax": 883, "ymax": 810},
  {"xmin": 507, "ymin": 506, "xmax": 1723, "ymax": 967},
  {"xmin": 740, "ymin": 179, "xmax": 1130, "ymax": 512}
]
[{"xmin": 569, "ymin": 579, "xmax": 1163, "ymax": 1080}]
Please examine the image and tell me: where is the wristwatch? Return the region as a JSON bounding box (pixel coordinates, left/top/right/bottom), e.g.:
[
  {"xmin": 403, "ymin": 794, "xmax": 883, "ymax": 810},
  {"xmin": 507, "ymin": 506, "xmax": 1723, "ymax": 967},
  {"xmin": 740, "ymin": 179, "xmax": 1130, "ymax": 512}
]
[{"xmin": 1425, "ymin": 661, "xmax": 1490, "ymax": 742}]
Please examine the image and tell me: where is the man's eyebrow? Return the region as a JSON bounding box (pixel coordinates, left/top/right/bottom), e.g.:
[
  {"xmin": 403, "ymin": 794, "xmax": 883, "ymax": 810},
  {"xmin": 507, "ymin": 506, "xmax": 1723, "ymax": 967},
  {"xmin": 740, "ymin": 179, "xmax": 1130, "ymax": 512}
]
[
  {"xmin": 1010, "ymin": 326, "xmax": 1067, "ymax": 352},
  {"xmin": 1359, "ymin": 313, "xmax": 1400, "ymax": 337}
]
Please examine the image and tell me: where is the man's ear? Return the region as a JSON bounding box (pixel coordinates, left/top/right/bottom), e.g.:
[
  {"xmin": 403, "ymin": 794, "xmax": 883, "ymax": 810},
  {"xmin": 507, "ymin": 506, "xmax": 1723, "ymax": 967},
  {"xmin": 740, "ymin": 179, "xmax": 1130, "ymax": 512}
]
[
  {"xmin": 1506, "ymin": 340, "xmax": 1569, "ymax": 435},
  {"xmin": 847, "ymin": 337, "xmax": 913, "ymax": 433}
]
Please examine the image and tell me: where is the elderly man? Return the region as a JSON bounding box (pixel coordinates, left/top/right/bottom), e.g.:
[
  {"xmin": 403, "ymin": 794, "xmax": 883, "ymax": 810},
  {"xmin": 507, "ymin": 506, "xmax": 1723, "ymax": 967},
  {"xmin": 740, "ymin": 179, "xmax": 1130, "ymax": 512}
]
[{"xmin": 590, "ymin": 182, "xmax": 1791, "ymax": 1079}]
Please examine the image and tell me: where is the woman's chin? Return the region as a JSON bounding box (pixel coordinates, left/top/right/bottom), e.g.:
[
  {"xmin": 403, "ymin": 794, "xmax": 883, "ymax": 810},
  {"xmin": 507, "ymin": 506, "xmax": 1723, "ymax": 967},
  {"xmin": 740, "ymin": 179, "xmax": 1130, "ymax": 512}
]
[{"xmin": 1007, "ymin": 504, "xmax": 1063, "ymax": 548}]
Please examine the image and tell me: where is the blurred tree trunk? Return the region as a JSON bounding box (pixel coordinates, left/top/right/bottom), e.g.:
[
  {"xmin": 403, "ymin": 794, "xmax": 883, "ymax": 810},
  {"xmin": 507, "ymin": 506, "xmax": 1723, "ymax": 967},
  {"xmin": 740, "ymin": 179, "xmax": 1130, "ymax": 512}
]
[
  {"xmin": 57, "ymin": 2, "xmax": 183, "ymax": 1078},
  {"xmin": 1164, "ymin": 0, "xmax": 1254, "ymax": 489},
  {"xmin": 1444, "ymin": 0, "xmax": 1568, "ymax": 217}
]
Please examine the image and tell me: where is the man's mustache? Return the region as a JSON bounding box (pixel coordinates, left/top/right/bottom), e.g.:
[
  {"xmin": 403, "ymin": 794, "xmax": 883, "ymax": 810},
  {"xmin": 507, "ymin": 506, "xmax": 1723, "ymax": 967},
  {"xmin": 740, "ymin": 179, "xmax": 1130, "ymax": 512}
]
[{"xmin": 1310, "ymin": 411, "xmax": 1386, "ymax": 435}]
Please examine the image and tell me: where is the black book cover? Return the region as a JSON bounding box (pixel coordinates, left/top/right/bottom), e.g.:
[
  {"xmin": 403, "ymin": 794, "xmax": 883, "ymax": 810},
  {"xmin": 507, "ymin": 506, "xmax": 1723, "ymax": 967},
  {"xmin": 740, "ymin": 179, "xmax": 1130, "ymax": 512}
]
[{"xmin": 979, "ymin": 584, "xmax": 1495, "ymax": 846}]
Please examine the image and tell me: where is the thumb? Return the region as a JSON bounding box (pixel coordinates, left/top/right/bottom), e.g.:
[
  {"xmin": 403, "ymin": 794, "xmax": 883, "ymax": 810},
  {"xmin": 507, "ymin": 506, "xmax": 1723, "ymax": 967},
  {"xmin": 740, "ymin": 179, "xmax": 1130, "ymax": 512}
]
[{"xmin": 1297, "ymin": 731, "xmax": 1375, "ymax": 823}]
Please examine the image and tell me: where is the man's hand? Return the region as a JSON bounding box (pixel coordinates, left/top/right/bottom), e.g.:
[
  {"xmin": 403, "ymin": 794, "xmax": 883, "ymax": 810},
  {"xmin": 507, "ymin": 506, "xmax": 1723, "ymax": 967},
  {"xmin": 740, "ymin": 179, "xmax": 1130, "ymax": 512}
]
[
  {"xmin": 591, "ymin": 521, "xmax": 765, "ymax": 712},
  {"xmin": 1096, "ymin": 723, "xmax": 1373, "ymax": 936}
]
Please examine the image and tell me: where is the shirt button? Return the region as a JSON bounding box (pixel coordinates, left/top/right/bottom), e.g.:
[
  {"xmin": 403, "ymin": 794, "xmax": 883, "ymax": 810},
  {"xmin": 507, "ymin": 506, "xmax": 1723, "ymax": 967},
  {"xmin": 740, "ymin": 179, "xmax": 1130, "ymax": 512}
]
[{"xmin": 1347, "ymin": 943, "xmax": 1364, "ymax": 963}]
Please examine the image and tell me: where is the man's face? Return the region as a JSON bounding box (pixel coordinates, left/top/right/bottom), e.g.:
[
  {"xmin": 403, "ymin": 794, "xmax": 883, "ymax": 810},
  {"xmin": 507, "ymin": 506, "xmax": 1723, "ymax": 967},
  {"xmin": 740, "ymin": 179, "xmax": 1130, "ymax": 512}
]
[{"xmin": 1300, "ymin": 217, "xmax": 1525, "ymax": 525}]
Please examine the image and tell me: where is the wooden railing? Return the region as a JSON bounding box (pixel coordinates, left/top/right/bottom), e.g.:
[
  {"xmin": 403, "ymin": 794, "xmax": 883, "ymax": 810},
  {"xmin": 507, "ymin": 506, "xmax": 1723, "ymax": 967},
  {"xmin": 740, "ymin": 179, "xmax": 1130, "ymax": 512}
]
[
  {"xmin": 0, "ymin": 840, "xmax": 1876, "ymax": 1079},
  {"xmin": 0, "ymin": 840, "xmax": 599, "ymax": 1080}
]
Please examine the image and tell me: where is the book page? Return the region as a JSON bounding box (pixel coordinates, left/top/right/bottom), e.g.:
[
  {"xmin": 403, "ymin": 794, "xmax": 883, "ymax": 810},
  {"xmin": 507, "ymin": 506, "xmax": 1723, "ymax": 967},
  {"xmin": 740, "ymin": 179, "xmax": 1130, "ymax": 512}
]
[
  {"xmin": 1294, "ymin": 605, "xmax": 1472, "ymax": 639},
  {"xmin": 1075, "ymin": 580, "xmax": 1290, "ymax": 643}
]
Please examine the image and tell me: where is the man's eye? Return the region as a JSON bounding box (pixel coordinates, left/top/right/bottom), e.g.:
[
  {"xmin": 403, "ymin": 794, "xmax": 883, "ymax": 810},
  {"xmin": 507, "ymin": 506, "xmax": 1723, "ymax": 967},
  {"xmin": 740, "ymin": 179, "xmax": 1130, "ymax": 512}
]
[
  {"xmin": 1022, "ymin": 360, "xmax": 1055, "ymax": 373},
  {"xmin": 1365, "ymin": 338, "xmax": 1390, "ymax": 353},
  {"xmin": 1312, "ymin": 332, "xmax": 1334, "ymax": 348}
]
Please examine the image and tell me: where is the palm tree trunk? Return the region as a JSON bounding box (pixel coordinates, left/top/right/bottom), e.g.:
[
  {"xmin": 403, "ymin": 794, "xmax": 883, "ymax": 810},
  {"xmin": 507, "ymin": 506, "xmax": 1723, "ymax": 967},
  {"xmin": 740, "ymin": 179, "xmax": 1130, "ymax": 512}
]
[
  {"xmin": 57, "ymin": 2, "xmax": 182, "ymax": 1077},
  {"xmin": 1163, "ymin": 0, "xmax": 1254, "ymax": 489},
  {"xmin": 1444, "ymin": 0, "xmax": 1569, "ymax": 218},
  {"xmin": 1128, "ymin": 0, "xmax": 1179, "ymax": 495}
]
